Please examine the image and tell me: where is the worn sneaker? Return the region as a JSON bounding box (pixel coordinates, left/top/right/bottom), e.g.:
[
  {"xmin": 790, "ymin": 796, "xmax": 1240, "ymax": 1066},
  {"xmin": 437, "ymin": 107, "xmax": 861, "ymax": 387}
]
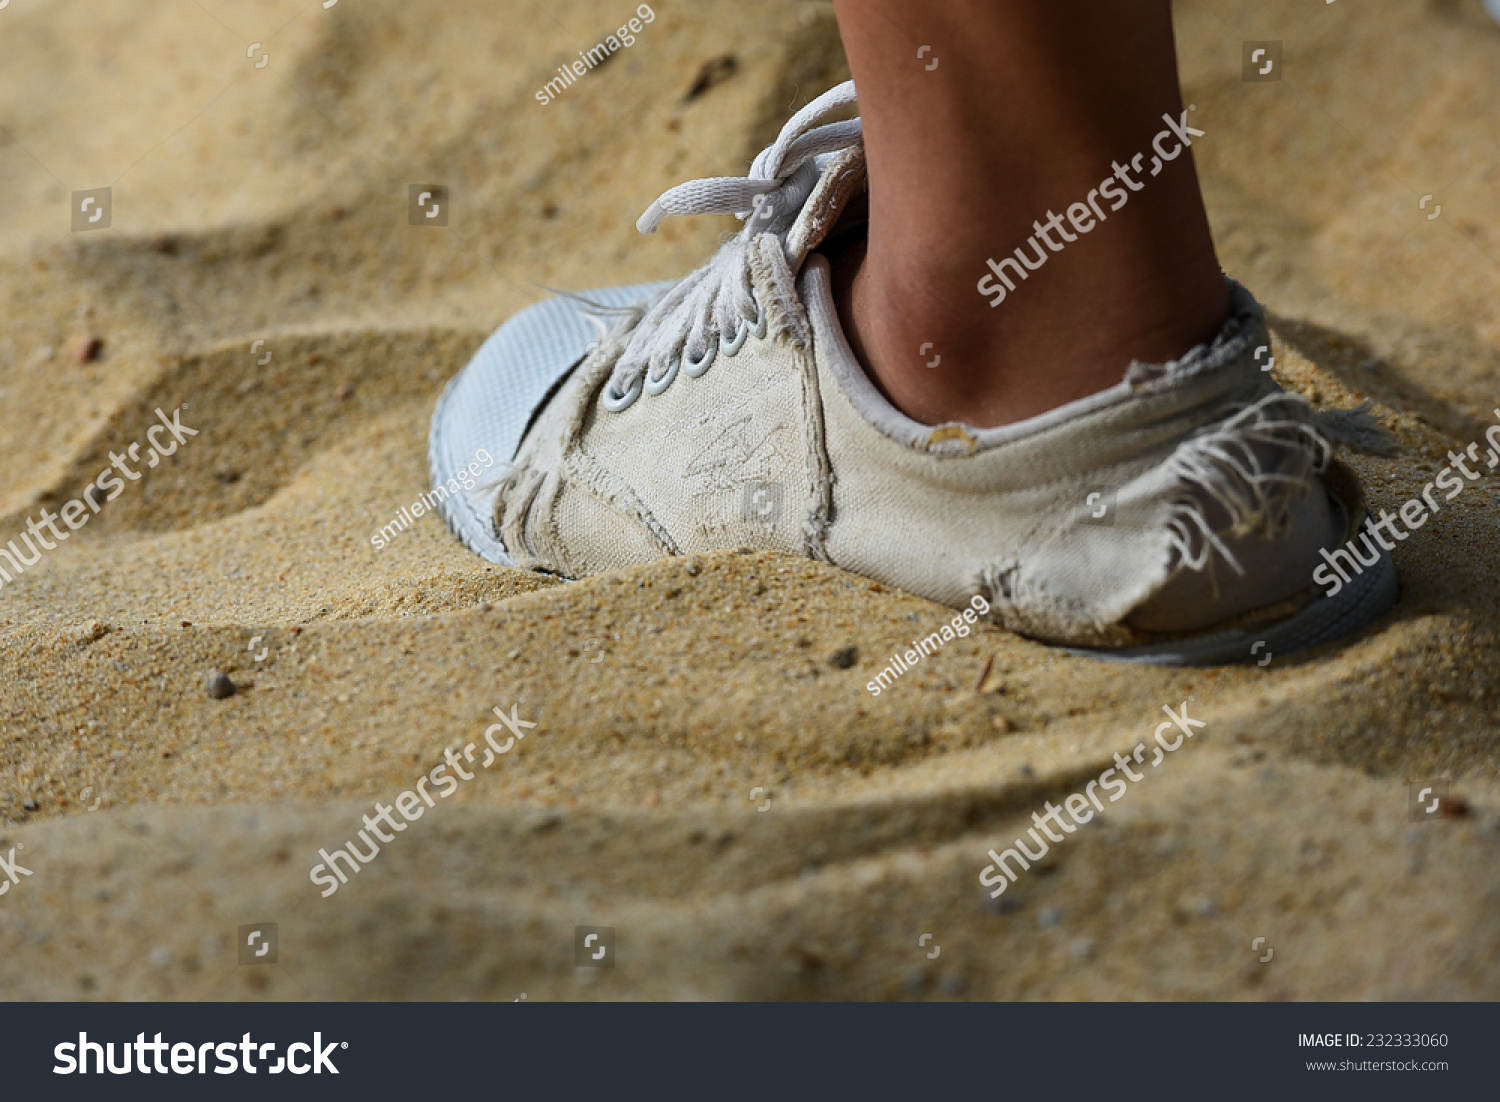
[{"xmin": 429, "ymin": 81, "xmax": 1396, "ymax": 664}]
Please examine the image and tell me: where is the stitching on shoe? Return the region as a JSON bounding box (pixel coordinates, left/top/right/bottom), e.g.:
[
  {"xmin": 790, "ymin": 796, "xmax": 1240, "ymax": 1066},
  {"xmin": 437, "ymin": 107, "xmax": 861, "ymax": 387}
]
[
  {"xmin": 496, "ymin": 466, "xmax": 546, "ymax": 567},
  {"xmin": 562, "ymin": 451, "xmax": 681, "ymax": 557},
  {"xmin": 534, "ymin": 473, "xmax": 578, "ymax": 578},
  {"xmin": 752, "ymin": 234, "xmax": 811, "ymax": 351},
  {"xmin": 747, "ymin": 237, "xmax": 834, "ymax": 562}
]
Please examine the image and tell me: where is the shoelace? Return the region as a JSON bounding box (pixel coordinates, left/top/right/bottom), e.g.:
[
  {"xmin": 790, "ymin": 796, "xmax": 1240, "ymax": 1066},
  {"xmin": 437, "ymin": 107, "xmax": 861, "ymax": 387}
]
[{"xmin": 600, "ymin": 80, "xmax": 862, "ymax": 411}]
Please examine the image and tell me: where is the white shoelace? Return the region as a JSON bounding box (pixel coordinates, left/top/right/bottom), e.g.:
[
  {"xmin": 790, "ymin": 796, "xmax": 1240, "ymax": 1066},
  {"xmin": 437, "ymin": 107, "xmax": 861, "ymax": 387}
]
[{"xmin": 600, "ymin": 80, "xmax": 862, "ymax": 411}]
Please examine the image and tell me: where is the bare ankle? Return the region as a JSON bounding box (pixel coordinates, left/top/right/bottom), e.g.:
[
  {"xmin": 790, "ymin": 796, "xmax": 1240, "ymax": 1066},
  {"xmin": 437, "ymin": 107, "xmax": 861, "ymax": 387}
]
[{"xmin": 825, "ymin": 231, "xmax": 1229, "ymax": 430}]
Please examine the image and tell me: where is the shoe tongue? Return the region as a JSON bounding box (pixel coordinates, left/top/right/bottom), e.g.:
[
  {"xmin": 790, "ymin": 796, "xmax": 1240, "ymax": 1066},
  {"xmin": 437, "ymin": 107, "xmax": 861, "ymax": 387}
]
[{"xmin": 781, "ymin": 143, "xmax": 867, "ymax": 274}]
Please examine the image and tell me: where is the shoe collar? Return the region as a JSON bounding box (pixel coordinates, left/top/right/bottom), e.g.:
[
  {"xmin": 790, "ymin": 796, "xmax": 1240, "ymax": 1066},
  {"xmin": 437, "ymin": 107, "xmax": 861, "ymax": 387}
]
[{"xmin": 803, "ymin": 259, "xmax": 1270, "ymax": 456}]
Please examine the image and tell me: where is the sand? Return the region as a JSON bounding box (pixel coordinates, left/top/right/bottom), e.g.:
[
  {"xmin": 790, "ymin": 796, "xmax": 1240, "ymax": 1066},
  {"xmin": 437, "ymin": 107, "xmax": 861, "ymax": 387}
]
[{"xmin": 1, "ymin": 0, "xmax": 1498, "ymax": 1001}]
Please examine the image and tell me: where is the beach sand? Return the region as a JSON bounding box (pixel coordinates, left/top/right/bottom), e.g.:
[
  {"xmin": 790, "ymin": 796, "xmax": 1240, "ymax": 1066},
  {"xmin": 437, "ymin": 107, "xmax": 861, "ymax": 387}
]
[{"xmin": 1, "ymin": 0, "xmax": 1498, "ymax": 1000}]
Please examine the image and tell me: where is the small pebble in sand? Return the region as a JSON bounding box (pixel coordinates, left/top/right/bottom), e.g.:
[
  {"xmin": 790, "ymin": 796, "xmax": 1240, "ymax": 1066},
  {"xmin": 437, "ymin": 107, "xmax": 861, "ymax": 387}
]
[
  {"xmin": 683, "ymin": 54, "xmax": 738, "ymax": 102},
  {"xmin": 685, "ymin": 562, "xmax": 700, "ymax": 576},
  {"xmin": 206, "ymin": 671, "xmax": 236, "ymax": 699},
  {"xmin": 828, "ymin": 646, "xmax": 858, "ymax": 669},
  {"xmin": 76, "ymin": 620, "xmax": 110, "ymax": 644},
  {"xmin": 984, "ymin": 893, "xmax": 1022, "ymax": 915},
  {"xmin": 22, "ymin": 798, "xmax": 38, "ymax": 811},
  {"xmin": 74, "ymin": 336, "xmax": 104, "ymax": 363},
  {"xmin": 1177, "ymin": 892, "xmax": 1218, "ymax": 919}
]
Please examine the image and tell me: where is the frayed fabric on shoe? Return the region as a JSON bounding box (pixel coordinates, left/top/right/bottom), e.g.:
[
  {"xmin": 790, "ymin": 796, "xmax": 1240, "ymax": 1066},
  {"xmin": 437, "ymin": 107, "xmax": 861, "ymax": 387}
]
[{"xmin": 1162, "ymin": 391, "xmax": 1331, "ymax": 576}]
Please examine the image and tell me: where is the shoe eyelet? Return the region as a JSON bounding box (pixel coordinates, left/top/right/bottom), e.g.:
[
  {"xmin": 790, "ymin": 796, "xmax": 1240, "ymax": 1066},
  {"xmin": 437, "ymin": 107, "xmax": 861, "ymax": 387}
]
[
  {"xmin": 643, "ymin": 354, "xmax": 680, "ymax": 397},
  {"xmin": 720, "ymin": 299, "xmax": 766, "ymax": 358},
  {"xmin": 683, "ymin": 341, "xmax": 717, "ymax": 379},
  {"xmin": 719, "ymin": 320, "xmax": 749, "ymax": 358},
  {"xmin": 601, "ymin": 375, "xmax": 642, "ymax": 412}
]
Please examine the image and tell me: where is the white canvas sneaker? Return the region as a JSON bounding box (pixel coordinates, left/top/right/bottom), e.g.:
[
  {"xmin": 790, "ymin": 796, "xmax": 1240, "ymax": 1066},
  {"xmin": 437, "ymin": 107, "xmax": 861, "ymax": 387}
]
[{"xmin": 430, "ymin": 81, "xmax": 1397, "ymax": 664}]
